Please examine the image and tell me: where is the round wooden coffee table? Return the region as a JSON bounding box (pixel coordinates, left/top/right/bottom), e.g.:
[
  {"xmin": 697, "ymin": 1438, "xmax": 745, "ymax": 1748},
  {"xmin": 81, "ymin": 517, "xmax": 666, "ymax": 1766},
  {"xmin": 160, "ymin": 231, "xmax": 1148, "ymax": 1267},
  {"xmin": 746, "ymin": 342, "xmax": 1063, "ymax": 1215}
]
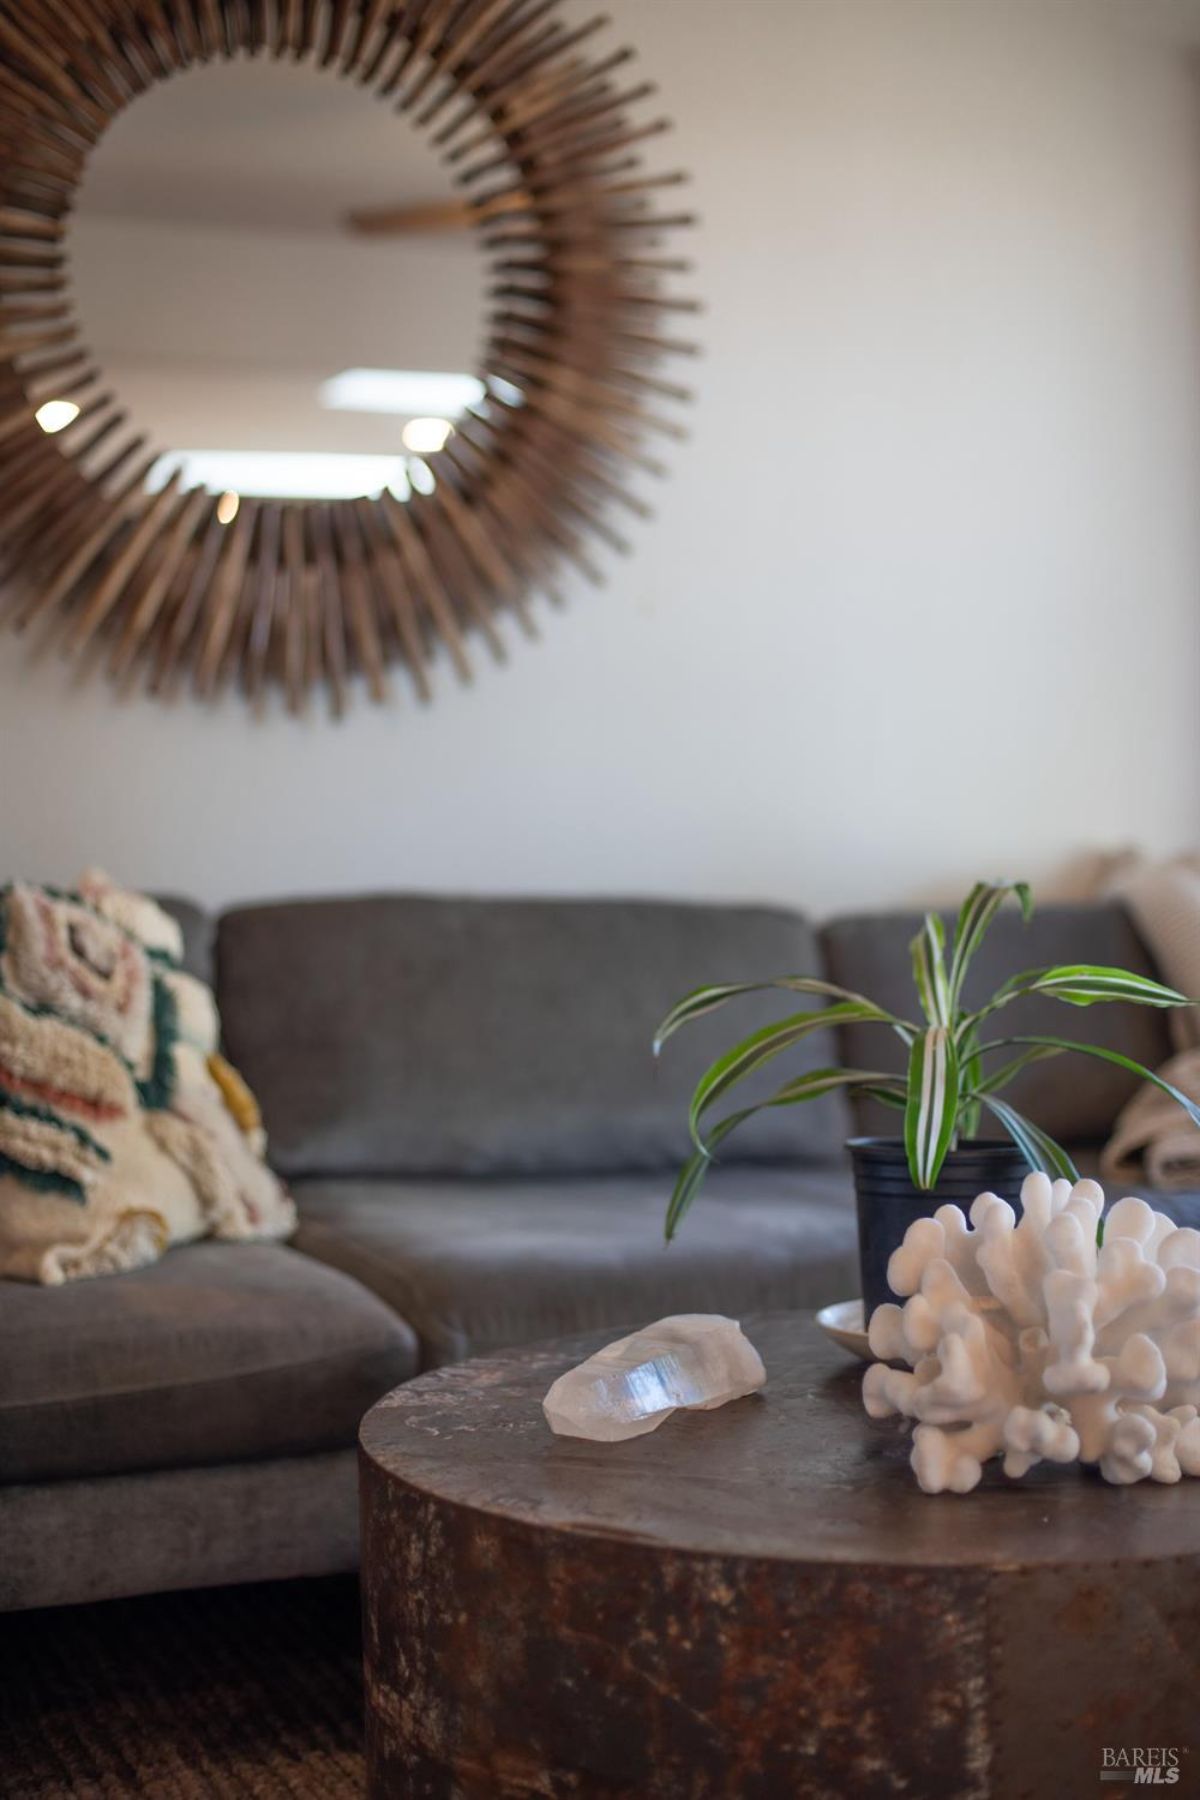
[{"xmin": 359, "ymin": 1314, "xmax": 1200, "ymax": 1799}]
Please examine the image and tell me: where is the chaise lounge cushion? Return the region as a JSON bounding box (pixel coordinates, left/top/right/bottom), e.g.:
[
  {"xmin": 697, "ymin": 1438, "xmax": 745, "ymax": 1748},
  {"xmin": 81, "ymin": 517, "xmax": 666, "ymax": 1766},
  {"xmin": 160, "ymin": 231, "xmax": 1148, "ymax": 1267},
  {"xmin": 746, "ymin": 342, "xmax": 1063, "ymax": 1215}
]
[
  {"xmin": 0, "ymin": 1243, "xmax": 418, "ymax": 1484},
  {"xmin": 290, "ymin": 1165, "xmax": 859, "ymax": 1368},
  {"xmin": 822, "ymin": 902, "xmax": 1173, "ymax": 1144},
  {"xmin": 215, "ymin": 895, "xmax": 850, "ymax": 1181}
]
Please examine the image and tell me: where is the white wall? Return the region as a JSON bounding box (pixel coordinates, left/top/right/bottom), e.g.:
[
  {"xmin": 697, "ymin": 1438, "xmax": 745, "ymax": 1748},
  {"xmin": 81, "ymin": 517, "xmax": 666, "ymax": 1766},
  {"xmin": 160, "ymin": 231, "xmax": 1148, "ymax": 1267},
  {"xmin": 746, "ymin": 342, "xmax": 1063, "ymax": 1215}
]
[{"xmin": 3, "ymin": 0, "xmax": 1200, "ymax": 916}]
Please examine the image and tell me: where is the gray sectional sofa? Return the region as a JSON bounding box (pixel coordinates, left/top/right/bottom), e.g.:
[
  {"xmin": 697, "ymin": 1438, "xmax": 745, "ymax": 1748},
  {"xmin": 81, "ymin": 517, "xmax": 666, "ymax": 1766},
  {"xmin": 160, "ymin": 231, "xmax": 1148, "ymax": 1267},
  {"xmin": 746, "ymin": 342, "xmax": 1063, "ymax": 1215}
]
[{"xmin": 0, "ymin": 891, "xmax": 1186, "ymax": 1611}]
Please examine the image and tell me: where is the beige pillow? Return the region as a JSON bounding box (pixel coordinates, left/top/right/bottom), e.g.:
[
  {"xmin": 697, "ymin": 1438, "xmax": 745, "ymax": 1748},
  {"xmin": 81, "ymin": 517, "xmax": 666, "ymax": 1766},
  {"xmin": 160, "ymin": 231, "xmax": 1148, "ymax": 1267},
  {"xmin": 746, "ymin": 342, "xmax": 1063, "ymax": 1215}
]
[
  {"xmin": 1108, "ymin": 855, "xmax": 1200, "ymax": 1052},
  {"xmin": 0, "ymin": 876, "xmax": 293, "ymax": 1285}
]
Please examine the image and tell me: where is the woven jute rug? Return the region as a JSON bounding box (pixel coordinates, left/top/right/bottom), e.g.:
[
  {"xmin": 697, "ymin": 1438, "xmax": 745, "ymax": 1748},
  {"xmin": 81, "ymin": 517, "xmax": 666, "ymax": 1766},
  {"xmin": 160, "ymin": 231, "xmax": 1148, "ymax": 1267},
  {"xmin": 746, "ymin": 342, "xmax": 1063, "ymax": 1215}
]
[{"xmin": 0, "ymin": 1575, "xmax": 364, "ymax": 1798}]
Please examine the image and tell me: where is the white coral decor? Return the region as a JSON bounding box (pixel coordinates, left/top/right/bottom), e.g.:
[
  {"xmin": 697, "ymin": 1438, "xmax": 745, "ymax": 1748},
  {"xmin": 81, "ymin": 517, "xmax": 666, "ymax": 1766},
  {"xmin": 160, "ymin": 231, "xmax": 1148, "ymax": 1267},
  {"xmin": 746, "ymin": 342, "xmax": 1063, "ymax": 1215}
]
[{"xmin": 862, "ymin": 1174, "xmax": 1200, "ymax": 1495}]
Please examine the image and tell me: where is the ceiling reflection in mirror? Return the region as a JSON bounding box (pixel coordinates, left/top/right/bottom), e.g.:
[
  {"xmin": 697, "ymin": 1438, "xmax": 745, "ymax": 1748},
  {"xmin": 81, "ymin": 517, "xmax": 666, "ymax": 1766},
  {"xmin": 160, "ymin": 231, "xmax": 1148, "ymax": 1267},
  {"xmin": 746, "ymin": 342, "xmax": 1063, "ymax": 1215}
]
[{"xmin": 67, "ymin": 62, "xmax": 487, "ymax": 505}]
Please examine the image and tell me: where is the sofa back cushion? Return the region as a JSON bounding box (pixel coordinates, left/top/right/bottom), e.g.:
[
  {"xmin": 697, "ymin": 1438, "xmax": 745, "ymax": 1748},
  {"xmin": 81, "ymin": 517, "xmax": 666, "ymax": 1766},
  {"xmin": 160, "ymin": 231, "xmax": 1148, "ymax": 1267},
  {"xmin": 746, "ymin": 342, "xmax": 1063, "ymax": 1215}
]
[
  {"xmin": 157, "ymin": 895, "xmax": 214, "ymax": 986},
  {"xmin": 216, "ymin": 895, "xmax": 848, "ymax": 1179},
  {"xmin": 821, "ymin": 901, "xmax": 1173, "ymax": 1145}
]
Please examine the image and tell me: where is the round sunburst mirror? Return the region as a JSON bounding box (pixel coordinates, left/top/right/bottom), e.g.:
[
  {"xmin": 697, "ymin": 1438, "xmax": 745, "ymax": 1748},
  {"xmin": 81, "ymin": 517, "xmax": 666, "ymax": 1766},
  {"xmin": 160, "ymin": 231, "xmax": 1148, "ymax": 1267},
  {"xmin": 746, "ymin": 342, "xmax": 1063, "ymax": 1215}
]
[{"xmin": 0, "ymin": 1, "xmax": 696, "ymax": 715}]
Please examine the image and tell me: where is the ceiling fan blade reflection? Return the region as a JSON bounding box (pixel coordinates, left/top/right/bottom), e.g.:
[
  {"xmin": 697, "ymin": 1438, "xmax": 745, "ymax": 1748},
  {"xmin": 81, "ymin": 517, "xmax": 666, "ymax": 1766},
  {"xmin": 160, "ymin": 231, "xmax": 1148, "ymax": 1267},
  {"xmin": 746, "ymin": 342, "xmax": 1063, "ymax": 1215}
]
[{"xmin": 344, "ymin": 192, "xmax": 531, "ymax": 236}]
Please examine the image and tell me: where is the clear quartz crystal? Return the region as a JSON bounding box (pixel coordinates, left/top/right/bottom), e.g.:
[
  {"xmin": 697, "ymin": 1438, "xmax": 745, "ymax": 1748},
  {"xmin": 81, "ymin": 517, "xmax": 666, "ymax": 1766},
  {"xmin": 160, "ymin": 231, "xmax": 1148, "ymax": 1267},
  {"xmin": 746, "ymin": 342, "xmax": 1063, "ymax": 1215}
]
[{"xmin": 542, "ymin": 1314, "xmax": 766, "ymax": 1441}]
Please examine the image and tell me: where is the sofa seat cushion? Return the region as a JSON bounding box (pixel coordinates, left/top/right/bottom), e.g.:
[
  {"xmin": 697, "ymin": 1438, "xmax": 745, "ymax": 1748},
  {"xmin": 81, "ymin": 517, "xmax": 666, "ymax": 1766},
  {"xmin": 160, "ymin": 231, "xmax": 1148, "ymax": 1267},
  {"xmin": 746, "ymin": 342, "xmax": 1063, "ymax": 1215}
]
[
  {"xmin": 291, "ymin": 1165, "xmax": 858, "ymax": 1369},
  {"xmin": 0, "ymin": 1243, "xmax": 418, "ymax": 1484},
  {"xmin": 216, "ymin": 895, "xmax": 848, "ymax": 1180}
]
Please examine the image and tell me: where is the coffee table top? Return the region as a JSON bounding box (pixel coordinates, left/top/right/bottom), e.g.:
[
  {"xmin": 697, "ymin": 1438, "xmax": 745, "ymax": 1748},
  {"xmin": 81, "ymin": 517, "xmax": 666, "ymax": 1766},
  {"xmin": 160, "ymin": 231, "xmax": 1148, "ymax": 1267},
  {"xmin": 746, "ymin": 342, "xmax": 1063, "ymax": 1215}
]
[{"xmin": 358, "ymin": 1312, "xmax": 1200, "ymax": 1571}]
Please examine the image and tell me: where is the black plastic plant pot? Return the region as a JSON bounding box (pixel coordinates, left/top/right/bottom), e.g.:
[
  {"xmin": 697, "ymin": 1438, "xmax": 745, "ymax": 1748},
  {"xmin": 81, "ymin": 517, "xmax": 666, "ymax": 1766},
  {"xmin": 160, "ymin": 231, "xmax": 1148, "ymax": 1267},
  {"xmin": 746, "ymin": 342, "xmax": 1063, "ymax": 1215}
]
[{"xmin": 848, "ymin": 1136, "xmax": 1031, "ymax": 1320}]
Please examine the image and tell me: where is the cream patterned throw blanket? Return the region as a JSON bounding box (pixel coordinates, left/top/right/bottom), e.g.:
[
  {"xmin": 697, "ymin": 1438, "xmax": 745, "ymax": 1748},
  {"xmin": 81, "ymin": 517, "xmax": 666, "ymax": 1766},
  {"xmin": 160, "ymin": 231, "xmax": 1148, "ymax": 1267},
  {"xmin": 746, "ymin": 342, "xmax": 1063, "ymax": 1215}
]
[
  {"xmin": 1099, "ymin": 853, "xmax": 1200, "ymax": 1191},
  {"xmin": 0, "ymin": 871, "xmax": 294, "ymax": 1283}
]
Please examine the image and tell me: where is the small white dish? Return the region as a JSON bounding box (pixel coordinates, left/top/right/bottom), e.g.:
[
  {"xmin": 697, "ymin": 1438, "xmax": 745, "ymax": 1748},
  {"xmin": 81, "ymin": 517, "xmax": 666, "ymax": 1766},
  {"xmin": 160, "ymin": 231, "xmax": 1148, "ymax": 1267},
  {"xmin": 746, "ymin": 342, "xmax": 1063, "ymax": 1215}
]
[{"xmin": 816, "ymin": 1298, "xmax": 871, "ymax": 1361}]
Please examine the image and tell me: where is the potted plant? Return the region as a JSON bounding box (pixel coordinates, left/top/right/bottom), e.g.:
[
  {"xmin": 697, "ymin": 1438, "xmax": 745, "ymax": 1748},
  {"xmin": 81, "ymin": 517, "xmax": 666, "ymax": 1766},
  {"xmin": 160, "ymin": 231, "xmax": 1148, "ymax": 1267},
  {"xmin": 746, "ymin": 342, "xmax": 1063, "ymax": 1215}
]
[{"xmin": 654, "ymin": 879, "xmax": 1200, "ymax": 1315}]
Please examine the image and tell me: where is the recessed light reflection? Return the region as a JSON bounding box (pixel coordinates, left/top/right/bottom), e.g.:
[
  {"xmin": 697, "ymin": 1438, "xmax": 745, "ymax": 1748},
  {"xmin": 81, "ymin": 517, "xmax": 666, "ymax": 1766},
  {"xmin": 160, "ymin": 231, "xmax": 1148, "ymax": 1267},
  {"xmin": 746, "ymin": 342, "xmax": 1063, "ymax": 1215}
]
[
  {"xmin": 401, "ymin": 417, "xmax": 452, "ymax": 454},
  {"xmin": 319, "ymin": 369, "xmax": 484, "ymax": 416},
  {"xmin": 35, "ymin": 399, "xmax": 80, "ymax": 434},
  {"xmin": 216, "ymin": 490, "xmax": 240, "ymax": 525},
  {"xmin": 148, "ymin": 451, "xmax": 411, "ymax": 501}
]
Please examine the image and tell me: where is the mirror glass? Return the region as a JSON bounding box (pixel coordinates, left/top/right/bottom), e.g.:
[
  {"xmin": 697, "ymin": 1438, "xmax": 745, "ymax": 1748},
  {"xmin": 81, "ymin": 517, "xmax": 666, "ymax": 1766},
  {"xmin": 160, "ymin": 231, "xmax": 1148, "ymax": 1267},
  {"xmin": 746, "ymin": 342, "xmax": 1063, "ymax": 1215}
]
[{"xmin": 65, "ymin": 62, "xmax": 488, "ymax": 506}]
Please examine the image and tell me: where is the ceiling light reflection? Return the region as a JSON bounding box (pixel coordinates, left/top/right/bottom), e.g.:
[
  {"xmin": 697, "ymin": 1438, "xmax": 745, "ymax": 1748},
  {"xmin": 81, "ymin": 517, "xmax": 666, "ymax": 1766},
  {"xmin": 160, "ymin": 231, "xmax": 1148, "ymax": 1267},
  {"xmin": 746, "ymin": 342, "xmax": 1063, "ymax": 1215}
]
[
  {"xmin": 401, "ymin": 417, "xmax": 452, "ymax": 454},
  {"xmin": 149, "ymin": 451, "xmax": 411, "ymax": 501},
  {"xmin": 319, "ymin": 369, "xmax": 485, "ymax": 416},
  {"xmin": 35, "ymin": 399, "xmax": 80, "ymax": 434}
]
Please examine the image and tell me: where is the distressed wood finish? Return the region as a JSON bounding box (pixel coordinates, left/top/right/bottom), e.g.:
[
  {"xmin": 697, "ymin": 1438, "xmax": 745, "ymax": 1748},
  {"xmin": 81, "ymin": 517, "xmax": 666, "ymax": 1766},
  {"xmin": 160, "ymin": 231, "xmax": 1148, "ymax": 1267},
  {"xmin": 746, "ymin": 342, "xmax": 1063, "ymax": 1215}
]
[
  {"xmin": 359, "ymin": 1314, "xmax": 1200, "ymax": 1799},
  {"xmin": 0, "ymin": 0, "xmax": 693, "ymax": 712}
]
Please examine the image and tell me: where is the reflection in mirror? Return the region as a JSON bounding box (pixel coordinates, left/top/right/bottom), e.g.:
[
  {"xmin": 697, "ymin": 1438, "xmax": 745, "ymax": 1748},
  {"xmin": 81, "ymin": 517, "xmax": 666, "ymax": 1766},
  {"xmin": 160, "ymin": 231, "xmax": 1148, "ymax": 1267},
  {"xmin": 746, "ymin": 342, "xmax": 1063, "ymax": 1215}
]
[{"xmin": 66, "ymin": 62, "xmax": 486, "ymax": 507}]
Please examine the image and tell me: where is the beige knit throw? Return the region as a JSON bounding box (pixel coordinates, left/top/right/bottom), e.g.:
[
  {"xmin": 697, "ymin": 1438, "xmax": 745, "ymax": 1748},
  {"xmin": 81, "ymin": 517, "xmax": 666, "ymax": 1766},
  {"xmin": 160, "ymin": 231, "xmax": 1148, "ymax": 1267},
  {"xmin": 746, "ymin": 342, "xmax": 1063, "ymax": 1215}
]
[
  {"xmin": 1098, "ymin": 853, "xmax": 1200, "ymax": 1189},
  {"xmin": 1102, "ymin": 1048, "xmax": 1200, "ymax": 1191}
]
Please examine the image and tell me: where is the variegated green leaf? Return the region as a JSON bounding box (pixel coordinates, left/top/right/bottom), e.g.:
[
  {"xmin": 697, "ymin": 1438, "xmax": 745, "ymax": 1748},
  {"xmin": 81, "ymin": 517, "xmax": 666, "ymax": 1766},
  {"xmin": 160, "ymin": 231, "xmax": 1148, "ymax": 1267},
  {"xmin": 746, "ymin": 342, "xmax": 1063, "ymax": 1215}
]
[
  {"xmin": 910, "ymin": 912, "xmax": 951, "ymax": 1027},
  {"xmin": 948, "ymin": 880, "xmax": 1032, "ymax": 1007},
  {"xmin": 969, "ymin": 1042, "xmax": 1064, "ymax": 1098},
  {"xmin": 652, "ymin": 976, "xmax": 911, "ymax": 1055},
  {"xmin": 904, "ymin": 1025, "xmax": 959, "ymax": 1188},
  {"xmin": 664, "ymin": 1137, "xmax": 730, "ymax": 1242},
  {"xmin": 755, "ymin": 1065, "xmax": 908, "ymax": 1108},
  {"xmin": 958, "ymin": 1100, "xmax": 981, "ymax": 1139},
  {"xmin": 958, "ymin": 1021, "xmax": 983, "ymax": 1138},
  {"xmin": 977, "ymin": 1093, "xmax": 1079, "ymax": 1182},
  {"xmin": 868, "ymin": 1085, "xmax": 908, "ymax": 1112},
  {"xmin": 666, "ymin": 1069, "xmax": 908, "ymax": 1240},
  {"xmin": 685, "ymin": 1002, "xmax": 895, "ymax": 1149},
  {"xmin": 966, "ymin": 965, "xmax": 1190, "ymax": 1034},
  {"xmin": 695, "ymin": 1065, "xmax": 910, "ymax": 1151},
  {"xmin": 981, "ymin": 1034, "xmax": 1200, "ymax": 1134}
]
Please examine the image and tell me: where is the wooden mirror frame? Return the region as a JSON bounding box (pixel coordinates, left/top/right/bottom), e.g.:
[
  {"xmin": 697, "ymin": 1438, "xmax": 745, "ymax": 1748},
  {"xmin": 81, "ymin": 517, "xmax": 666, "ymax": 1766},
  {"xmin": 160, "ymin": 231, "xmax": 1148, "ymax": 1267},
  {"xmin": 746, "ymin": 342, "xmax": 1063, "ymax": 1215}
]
[{"xmin": 0, "ymin": 1, "xmax": 695, "ymax": 713}]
